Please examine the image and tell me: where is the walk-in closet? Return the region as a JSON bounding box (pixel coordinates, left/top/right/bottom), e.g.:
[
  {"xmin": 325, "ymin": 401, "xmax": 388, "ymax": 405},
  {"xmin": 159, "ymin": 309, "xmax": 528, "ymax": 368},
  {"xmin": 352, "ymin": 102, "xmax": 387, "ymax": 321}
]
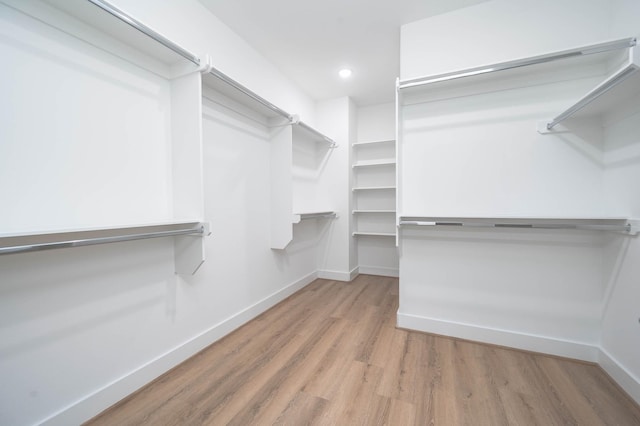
[{"xmin": 1, "ymin": 0, "xmax": 639, "ymax": 424}]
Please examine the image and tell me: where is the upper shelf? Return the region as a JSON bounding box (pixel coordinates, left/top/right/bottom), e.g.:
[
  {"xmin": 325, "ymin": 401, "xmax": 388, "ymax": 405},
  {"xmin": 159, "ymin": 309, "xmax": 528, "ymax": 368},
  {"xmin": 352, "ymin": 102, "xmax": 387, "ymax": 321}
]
[
  {"xmin": 201, "ymin": 62, "xmax": 336, "ymax": 147},
  {"xmin": 16, "ymin": 0, "xmax": 203, "ymax": 76},
  {"xmin": 398, "ymin": 37, "xmax": 638, "ymax": 121},
  {"xmin": 353, "ymin": 139, "xmax": 395, "ymax": 147},
  {"xmin": 541, "ymin": 42, "xmax": 640, "ymax": 131}
]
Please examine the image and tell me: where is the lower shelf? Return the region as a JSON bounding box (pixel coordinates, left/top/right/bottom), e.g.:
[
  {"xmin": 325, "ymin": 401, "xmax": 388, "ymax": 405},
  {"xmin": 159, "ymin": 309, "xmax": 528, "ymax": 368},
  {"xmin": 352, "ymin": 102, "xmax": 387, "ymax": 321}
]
[
  {"xmin": 353, "ymin": 232, "xmax": 396, "ymax": 237},
  {"xmin": 0, "ymin": 221, "xmax": 211, "ymax": 275}
]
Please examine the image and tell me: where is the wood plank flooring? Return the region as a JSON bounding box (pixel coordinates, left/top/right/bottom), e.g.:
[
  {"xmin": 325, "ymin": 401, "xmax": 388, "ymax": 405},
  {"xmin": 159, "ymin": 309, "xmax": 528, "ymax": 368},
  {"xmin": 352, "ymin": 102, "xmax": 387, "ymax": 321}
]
[{"xmin": 86, "ymin": 275, "xmax": 640, "ymax": 425}]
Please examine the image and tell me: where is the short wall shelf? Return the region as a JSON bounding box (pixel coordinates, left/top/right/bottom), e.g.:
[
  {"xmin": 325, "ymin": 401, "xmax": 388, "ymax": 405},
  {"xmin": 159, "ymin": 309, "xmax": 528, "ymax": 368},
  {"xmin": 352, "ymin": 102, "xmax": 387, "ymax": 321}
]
[
  {"xmin": 352, "ymin": 159, "xmax": 396, "ymax": 168},
  {"xmin": 352, "ymin": 210, "xmax": 396, "ymax": 214},
  {"xmin": 352, "ymin": 139, "xmax": 395, "ymax": 147},
  {"xmin": 352, "ymin": 186, "xmax": 396, "ymax": 191},
  {"xmin": 352, "ymin": 232, "xmax": 396, "ymax": 237}
]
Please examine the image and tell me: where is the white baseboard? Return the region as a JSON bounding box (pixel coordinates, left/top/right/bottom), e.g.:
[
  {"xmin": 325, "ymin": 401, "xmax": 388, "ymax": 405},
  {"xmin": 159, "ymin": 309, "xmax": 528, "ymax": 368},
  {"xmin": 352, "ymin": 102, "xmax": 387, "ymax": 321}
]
[
  {"xmin": 318, "ymin": 267, "xmax": 358, "ymax": 282},
  {"xmin": 397, "ymin": 312, "xmax": 599, "ymax": 363},
  {"xmin": 598, "ymin": 347, "xmax": 640, "ymax": 405},
  {"xmin": 42, "ymin": 271, "xmax": 318, "ymax": 426},
  {"xmin": 358, "ymin": 266, "xmax": 399, "ymax": 278}
]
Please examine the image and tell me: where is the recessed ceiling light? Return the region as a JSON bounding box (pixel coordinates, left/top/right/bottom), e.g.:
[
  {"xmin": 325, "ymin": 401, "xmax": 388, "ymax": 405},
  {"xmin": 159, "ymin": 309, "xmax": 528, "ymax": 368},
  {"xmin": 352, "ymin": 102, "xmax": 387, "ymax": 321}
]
[{"xmin": 338, "ymin": 68, "xmax": 352, "ymax": 79}]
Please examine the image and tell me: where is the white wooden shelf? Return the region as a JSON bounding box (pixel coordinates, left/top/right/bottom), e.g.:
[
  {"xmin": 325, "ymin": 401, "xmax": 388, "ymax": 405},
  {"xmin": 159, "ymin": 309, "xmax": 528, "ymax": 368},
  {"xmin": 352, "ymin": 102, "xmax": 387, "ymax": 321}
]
[
  {"xmin": 352, "ymin": 186, "xmax": 396, "ymax": 191},
  {"xmin": 352, "ymin": 139, "xmax": 395, "ymax": 147},
  {"xmin": 352, "ymin": 159, "xmax": 396, "ymax": 168},
  {"xmin": 352, "ymin": 210, "xmax": 395, "ymax": 214},
  {"xmin": 352, "ymin": 232, "xmax": 396, "ymax": 237},
  {"xmin": 539, "ymin": 39, "xmax": 639, "ymax": 132}
]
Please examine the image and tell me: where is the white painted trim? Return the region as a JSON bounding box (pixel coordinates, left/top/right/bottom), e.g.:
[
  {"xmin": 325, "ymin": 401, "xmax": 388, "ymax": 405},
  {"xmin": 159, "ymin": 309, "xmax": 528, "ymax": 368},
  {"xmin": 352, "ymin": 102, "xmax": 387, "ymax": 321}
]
[
  {"xmin": 41, "ymin": 271, "xmax": 318, "ymax": 426},
  {"xmin": 396, "ymin": 312, "xmax": 599, "ymax": 362},
  {"xmin": 358, "ymin": 266, "xmax": 399, "ymax": 278},
  {"xmin": 318, "ymin": 267, "xmax": 358, "ymax": 282},
  {"xmin": 598, "ymin": 347, "xmax": 640, "ymax": 405}
]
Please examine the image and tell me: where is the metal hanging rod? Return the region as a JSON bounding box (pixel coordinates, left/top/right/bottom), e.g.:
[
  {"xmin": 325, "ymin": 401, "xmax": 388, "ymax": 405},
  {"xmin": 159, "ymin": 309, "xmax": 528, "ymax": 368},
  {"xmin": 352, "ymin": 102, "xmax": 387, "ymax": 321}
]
[
  {"xmin": 398, "ymin": 37, "xmax": 636, "ymax": 90},
  {"xmin": 398, "ymin": 218, "xmax": 636, "ymax": 234},
  {"xmin": 0, "ymin": 222, "xmax": 207, "ymax": 256},
  {"xmin": 87, "ymin": 0, "xmax": 201, "ymax": 66}
]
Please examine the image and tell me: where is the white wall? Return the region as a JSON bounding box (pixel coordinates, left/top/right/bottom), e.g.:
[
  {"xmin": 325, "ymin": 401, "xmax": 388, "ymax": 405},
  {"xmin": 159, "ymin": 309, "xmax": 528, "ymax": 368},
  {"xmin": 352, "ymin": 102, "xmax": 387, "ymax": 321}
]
[
  {"xmin": 315, "ymin": 97, "xmax": 357, "ymax": 280},
  {"xmin": 398, "ymin": 0, "xmax": 640, "ymax": 402},
  {"xmin": 355, "ymin": 103, "xmax": 399, "ymax": 276},
  {"xmin": 599, "ymin": 0, "xmax": 640, "ymax": 394},
  {"xmin": 0, "ymin": 1, "xmax": 330, "ymax": 424}
]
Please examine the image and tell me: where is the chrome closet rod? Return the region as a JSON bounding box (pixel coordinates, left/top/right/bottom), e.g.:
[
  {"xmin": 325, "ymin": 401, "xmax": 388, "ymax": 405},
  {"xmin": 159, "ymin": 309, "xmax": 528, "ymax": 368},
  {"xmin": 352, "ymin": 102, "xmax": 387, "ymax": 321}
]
[
  {"xmin": 398, "ymin": 38, "xmax": 636, "ymax": 90},
  {"xmin": 87, "ymin": 0, "xmax": 201, "ymax": 66},
  {"xmin": 0, "ymin": 224, "xmax": 206, "ymax": 256},
  {"xmin": 207, "ymin": 68, "xmax": 293, "ymax": 121},
  {"xmin": 399, "ymin": 220, "xmax": 631, "ymax": 233}
]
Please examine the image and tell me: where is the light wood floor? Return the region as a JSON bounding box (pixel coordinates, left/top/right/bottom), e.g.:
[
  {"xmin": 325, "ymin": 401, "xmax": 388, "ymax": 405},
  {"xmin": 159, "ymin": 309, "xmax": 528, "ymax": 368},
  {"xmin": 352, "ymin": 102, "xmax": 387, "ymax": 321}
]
[{"xmin": 87, "ymin": 275, "xmax": 640, "ymax": 425}]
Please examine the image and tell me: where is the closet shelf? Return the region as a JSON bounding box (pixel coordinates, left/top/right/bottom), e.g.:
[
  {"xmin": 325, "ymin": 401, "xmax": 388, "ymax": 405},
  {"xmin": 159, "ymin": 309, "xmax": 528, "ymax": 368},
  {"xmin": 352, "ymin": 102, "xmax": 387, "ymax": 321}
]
[
  {"xmin": 352, "ymin": 210, "xmax": 395, "ymax": 214},
  {"xmin": 42, "ymin": 0, "xmax": 201, "ymax": 71},
  {"xmin": 353, "ymin": 232, "xmax": 396, "ymax": 237},
  {"xmin": 541, "ymin": 39, "xmax": 639, "ymax": 131},
  {"xmin": 292, "ymin": 211, "xmax": 337, "ymax": 223},
  {"xmin": 292, "ymin": 120, "xmax": 337, "ymax": 147},
  {"xmin": 352, "ymin": 159, "xmax": 396, "ymax": 168},
  {"xmin": 202, "ymin": 67, "xmax": 336, "ymax": 147},
  {"xmin": 398, "ymin": 37, "xmax": 636, "ymax": 113},
  {"xmin": 352, "ymin": 139, "xmax": 395, "ymax": 147},
  {"xmin": 0, "ymin": 221, "xmax": 211, "ymax": 273},
  {"xmin": 352, "ymin": 186, "xmax": 396, "ymax": 191},
  {"xmin": 398, "ymin": 216, "xmax": 638, "ymax": 235}
]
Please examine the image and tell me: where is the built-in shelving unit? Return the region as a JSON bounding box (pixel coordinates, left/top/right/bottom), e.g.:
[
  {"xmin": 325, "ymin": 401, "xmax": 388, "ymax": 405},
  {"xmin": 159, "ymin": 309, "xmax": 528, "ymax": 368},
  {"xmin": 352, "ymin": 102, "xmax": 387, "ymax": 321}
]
[{"xmin": 352, "ymin": 139, "xmax": 397, "ymax": 240}]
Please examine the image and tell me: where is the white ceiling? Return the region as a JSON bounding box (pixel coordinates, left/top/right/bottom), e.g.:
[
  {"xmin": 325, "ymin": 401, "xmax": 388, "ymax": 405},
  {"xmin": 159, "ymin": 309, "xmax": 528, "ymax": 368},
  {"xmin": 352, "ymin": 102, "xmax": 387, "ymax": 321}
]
[{"xmin": 199, "ymin": 0, "xmax": 489, "ymax": 106}]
